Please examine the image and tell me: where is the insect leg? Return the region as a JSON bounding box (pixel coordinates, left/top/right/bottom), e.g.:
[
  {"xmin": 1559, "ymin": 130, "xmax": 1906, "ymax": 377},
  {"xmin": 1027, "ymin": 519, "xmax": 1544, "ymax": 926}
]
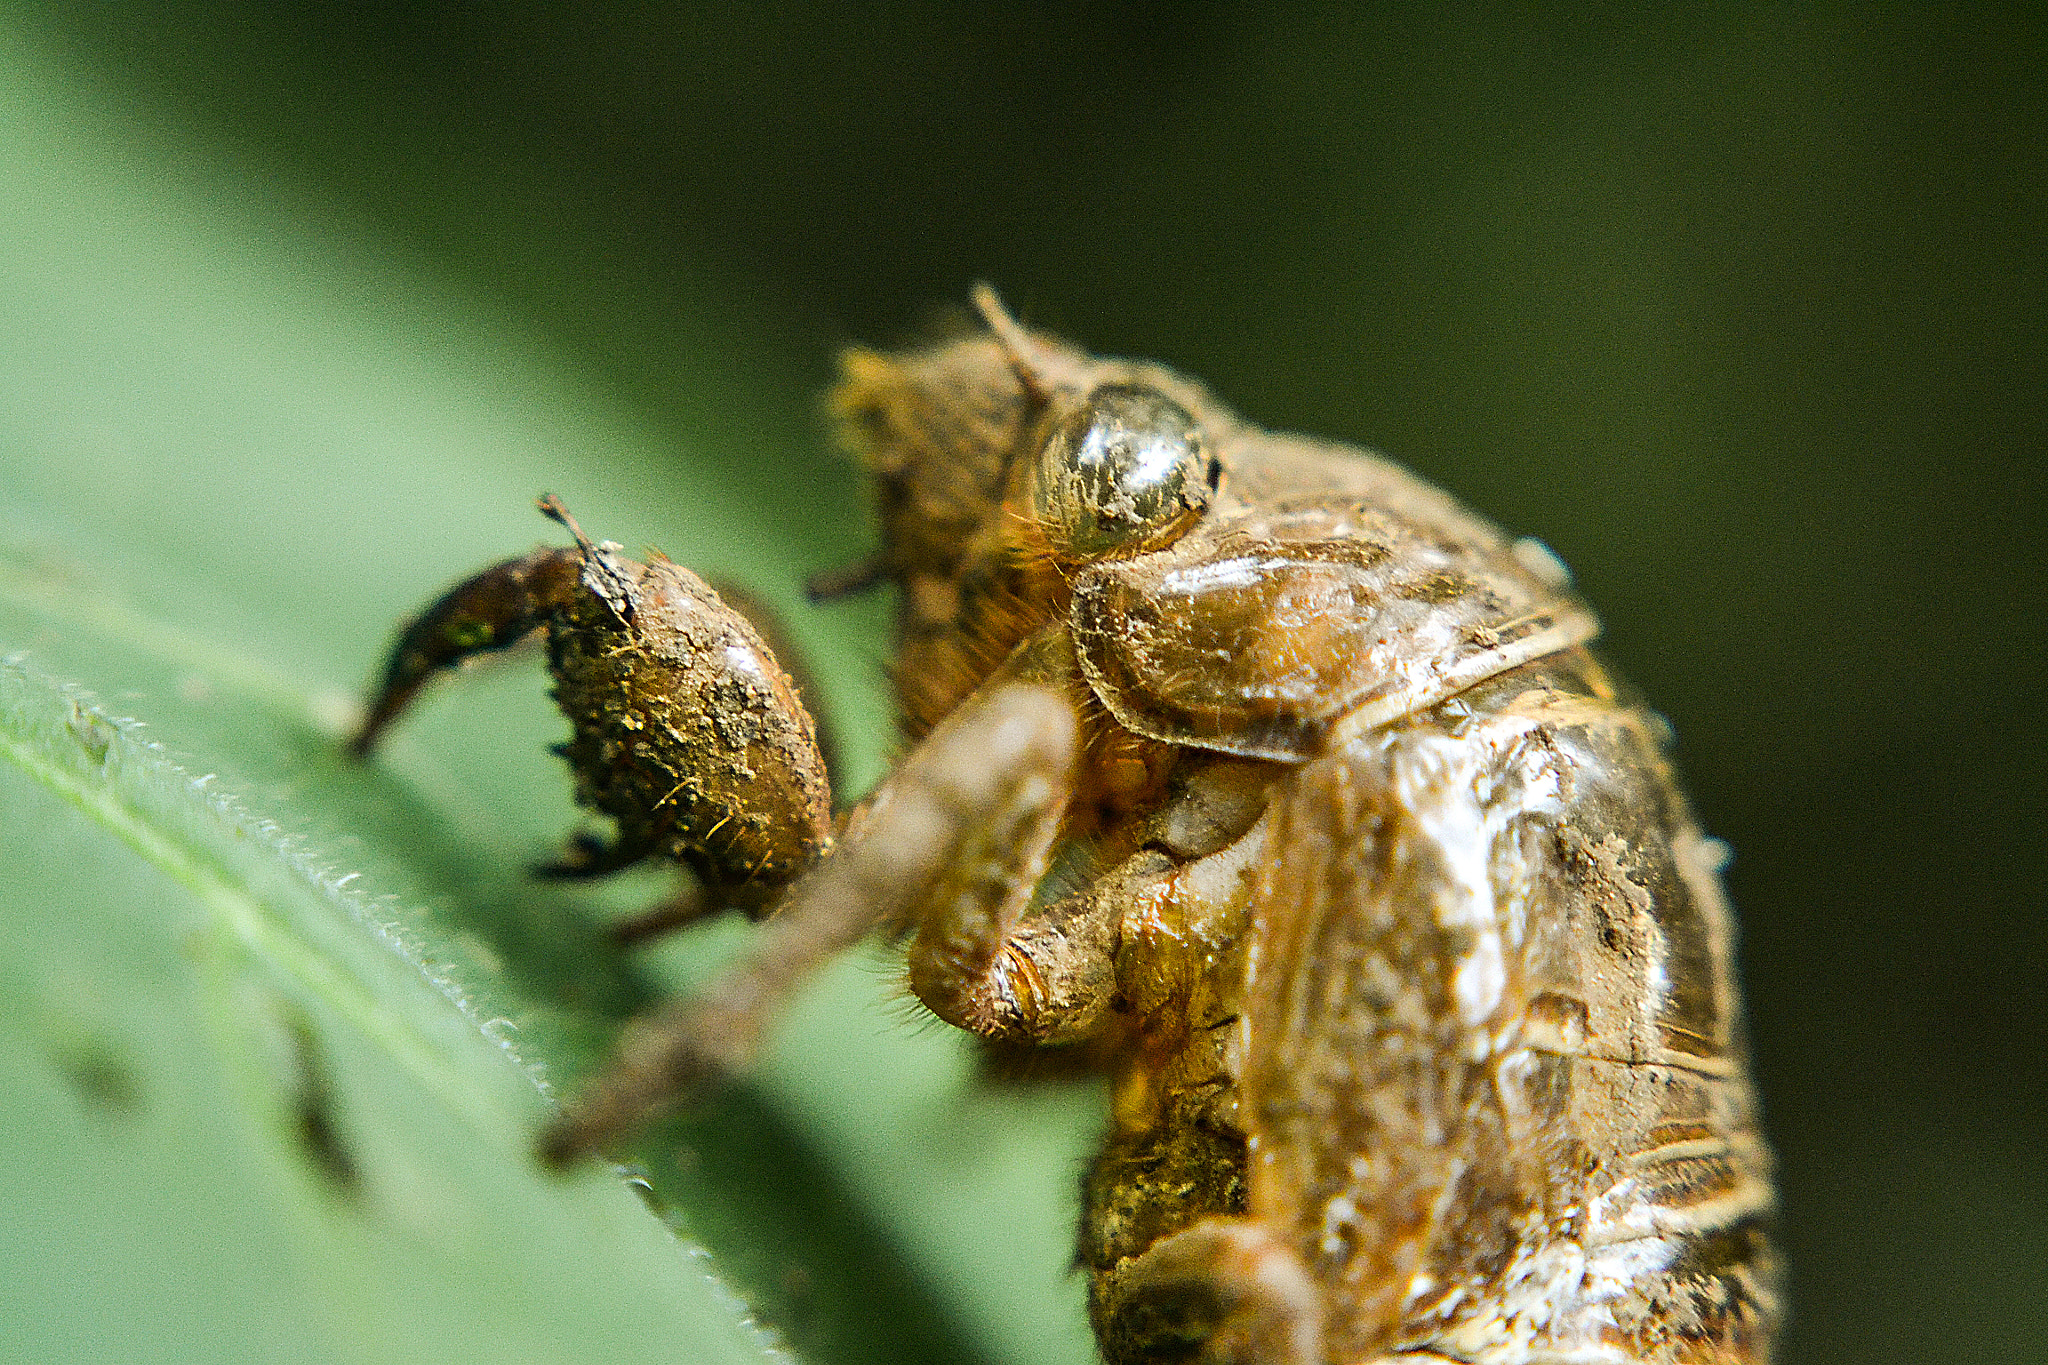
[
  {"xmin": 349, "ymin": 545, "xmax": 585, "ymax": 756},
  {"xmin": 1096, "ymin": 1216, "xmax": 1321, "ymax": 1365},
  {"xmin": 606, "ymin": 880, "xmax": 715, "ymax": 945},
  {"xmin": 702, "ymin": 576, "xmax": 842, "ymax": 791},
  {"xmin": 909, "ymin": 851, "xmax": 1163, "ymax": 1046},
  {"xmin": 538, "ymin": 680, "xmax": 1078, "ymax": 1164},
  {"xmin": 916, "ymin": 757, "xmax": 1278, "ymax": 1047}
]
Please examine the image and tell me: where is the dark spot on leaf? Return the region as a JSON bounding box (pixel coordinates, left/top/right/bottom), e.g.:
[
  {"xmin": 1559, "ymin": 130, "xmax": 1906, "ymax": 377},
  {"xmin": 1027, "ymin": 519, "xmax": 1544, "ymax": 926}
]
[
  {"xmin": 295, "ymin": 1086, "xmax": 361, "ymax": 1192},
  {"xmin": 57, "ymin": 1036, "xmax": 142, "ymax": 1118},
  {"xmin": 275, "ymin": 1006, "xmax": 362, "ymax": 1196}
]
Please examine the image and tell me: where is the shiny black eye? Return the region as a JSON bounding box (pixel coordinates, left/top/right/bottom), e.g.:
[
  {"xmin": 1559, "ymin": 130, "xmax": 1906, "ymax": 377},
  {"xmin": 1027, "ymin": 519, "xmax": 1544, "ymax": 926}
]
[{"xmin": 1031, "ymin": 385, "xmax": 1212, "ymax": 562}]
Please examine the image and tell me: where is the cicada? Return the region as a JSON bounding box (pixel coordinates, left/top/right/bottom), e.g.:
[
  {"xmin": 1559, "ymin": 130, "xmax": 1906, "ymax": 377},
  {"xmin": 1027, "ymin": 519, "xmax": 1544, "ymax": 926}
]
[{"xmin": 354, "ymin": 289, "xmax": 1782, "ymax": 1364}]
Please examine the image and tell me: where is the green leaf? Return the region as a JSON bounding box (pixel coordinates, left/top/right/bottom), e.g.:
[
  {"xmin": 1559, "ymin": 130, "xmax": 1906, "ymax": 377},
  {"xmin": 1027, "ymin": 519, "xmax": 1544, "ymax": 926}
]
[{"xmin": 0, "ymin": 24, "xmax": 1097, "ymax": 1365}]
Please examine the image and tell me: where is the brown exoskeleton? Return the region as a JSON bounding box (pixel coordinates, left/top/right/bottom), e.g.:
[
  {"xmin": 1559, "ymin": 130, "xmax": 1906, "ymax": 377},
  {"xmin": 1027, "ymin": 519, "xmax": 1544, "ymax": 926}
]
[{"xmin": 354, "ymin": 290, "xmax": 1782, "ymax": 1364}]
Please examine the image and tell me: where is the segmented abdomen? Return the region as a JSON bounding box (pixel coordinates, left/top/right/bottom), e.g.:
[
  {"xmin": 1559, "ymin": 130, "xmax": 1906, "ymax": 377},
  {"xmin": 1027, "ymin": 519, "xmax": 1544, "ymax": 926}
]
[{"xmin": 1242, "ymin": 648, "xmax": 1781, "ymax": 1364}]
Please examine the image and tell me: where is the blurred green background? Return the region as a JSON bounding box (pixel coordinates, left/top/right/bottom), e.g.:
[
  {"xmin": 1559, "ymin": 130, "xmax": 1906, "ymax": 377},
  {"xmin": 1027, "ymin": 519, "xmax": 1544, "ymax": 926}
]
[{"xmin": 2, "ymin": 3, "xmax": 2041, "ymax": 1363}]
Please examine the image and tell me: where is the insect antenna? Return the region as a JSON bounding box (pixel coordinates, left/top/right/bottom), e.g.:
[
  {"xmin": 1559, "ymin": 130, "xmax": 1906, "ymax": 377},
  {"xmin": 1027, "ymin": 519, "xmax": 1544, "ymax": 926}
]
[
  {"xmin": 536, "ymin": 493, "xmax": 595, "ymax": 552},
  {"xmin": 536, "ymin": 493, "xmax": 637, "ymax": 626},
  {"xmin": 972, "ymin": 283, "xmax": 1057, "ymax": 408}
]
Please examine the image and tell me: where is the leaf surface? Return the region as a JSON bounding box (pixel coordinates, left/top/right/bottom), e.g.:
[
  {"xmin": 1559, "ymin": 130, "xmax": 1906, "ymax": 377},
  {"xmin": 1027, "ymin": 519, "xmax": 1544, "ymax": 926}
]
[{"xmin": 0, "ymin": 25, "xmax": 1097, "ymax": 1365}]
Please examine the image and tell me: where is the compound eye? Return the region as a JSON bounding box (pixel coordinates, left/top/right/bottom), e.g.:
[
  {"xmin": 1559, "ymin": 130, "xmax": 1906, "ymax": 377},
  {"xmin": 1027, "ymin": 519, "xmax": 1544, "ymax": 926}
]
[{"xmin": 1032, "ymin": 385, "xmax": 1214, "ymax": 562}]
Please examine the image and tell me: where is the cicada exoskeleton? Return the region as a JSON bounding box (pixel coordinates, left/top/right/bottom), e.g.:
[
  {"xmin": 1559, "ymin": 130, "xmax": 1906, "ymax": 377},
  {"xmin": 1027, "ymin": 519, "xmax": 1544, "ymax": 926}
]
[{"xmin": 356, "ymin": 289, "xmax": 1781, "ymax": 1364}]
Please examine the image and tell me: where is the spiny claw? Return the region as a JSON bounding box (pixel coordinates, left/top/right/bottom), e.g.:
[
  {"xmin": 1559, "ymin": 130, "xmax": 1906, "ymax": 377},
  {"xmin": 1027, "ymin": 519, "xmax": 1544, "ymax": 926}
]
[{"xmin": 349, "ymin": 544, "xmax": 585, "ymax": 757}]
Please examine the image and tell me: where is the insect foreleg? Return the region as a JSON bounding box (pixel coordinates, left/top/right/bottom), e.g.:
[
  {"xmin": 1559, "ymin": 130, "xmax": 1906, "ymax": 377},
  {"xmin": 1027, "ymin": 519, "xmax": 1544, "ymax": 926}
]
[
  {"xmin": 538, "ymin": 679, "xmax": 1079, "ymax": 1164},
  {"xmin": 911, "ymin": 846, "xmax": 1168, "ymax": 1046},
  {"xmin": 1098, "ymin": 1217, "xmax": 1322, "ymax": 1365}
]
